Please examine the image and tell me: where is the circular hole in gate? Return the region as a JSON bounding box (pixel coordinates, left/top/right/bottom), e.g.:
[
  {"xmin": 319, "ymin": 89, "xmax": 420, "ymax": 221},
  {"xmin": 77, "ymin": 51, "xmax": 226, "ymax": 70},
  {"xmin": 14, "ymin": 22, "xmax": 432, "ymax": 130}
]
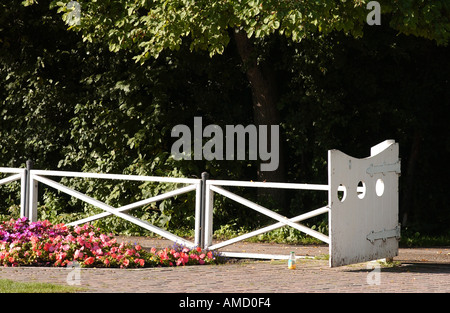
[
  {"xmin": 337, "ymin": 184, "xmax": 347, "ymax": 202},
  {"xmin": 376, "ymin": 179, "xmax": 385, "ymax": 197},
  {"xmin": 357, "ymin": 181, "xmax": 366, "ymax": 199}
]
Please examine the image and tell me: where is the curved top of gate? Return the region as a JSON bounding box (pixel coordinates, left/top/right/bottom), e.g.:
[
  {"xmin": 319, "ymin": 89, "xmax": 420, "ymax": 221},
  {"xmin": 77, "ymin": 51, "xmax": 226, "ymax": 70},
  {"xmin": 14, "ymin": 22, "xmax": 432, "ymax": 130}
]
[{"xmin": 328, "ymin": 140, "xmax": 401, "ymax": 267}]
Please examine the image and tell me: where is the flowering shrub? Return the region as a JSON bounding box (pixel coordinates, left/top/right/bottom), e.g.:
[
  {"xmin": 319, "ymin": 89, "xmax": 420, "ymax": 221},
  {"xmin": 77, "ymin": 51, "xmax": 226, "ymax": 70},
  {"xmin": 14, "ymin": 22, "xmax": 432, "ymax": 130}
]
[{"xmin": 0, "ymin": 217, "xmax": 223, "ymax": 268}]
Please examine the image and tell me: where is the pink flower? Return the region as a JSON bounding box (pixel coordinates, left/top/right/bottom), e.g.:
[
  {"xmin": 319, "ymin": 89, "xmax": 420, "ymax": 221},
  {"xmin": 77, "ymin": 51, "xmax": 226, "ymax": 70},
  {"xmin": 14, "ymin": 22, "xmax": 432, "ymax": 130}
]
[
  {"xmin": 199, "ymin": 259, "xmax": 205, "ymax": 265},
  {"xmin": 43, "ymin": 243, "xmax": 51, "ymax": 252},
  {"xmin": 150, "ymin": 247, "xmax": 156, "ymax": 254},
  {"xmin": 161, "ymin": 252, "xmax": 168, "ymax": 260},
  {"xmin": 122, "ymin": 259, "xmax": 129, "ymax": 267},
  {"xmin": 57, "ymin": 252, "xmax": 67, "ymax": 261},
  {"xmin": 135, "ymin": 245, "xmax": 141, "ymax": 251},
  {"xmin": 84, "ymin": 257, "xmax": 95, "ymax": 265},
  {"xmin": 190, "ymin": 254, "xmax": 199, "ymax": 260},
  {"xmin": 181, "ymin": 253, "xmax": 189, "ymax": 264},
  {"xmin": 74, "ymin": 249, "xmax": 83, "ymax": 259}
]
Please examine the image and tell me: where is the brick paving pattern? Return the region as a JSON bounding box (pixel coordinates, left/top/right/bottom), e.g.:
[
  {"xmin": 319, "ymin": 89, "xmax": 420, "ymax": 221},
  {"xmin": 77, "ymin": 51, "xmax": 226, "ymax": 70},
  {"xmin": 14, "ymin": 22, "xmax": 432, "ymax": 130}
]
[{"xmin": 0, "ymin": 237, "xmax": 449, "ymax": 293}]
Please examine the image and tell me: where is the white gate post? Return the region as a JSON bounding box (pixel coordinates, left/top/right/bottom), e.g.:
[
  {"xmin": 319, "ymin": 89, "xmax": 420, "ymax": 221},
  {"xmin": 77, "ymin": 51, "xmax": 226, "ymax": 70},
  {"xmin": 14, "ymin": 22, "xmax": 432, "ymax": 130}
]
[
  {"xmin": 194, "ymin": 177, "xmax": 203, "ymax": 247},
  {"xmin": 203, "ymin": 181, "xmax": 214, "ymax": 249},
  {"xmin": 28, "ymin": 171, "xmax": 38, "ymax": 222},
  {"xmin": 20, "ymin": 170, "xmax": 27, "ymax": 218}
]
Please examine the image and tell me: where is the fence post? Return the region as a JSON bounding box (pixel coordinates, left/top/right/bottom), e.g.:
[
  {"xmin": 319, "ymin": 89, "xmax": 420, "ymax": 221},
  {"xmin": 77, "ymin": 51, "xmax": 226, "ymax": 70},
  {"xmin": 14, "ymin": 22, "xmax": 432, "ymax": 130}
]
[
  {"xmin": 196, "ymin": 172, "xmax": 209, "ymax": 248},
  {"xmin": 194, "ymin": 174, "xmax": 204, "ymax": 247},
  {"xmin": 203, "ymin": 174, "xmax": 214, "ymax": 249},
  {"xmin": 23, "ymin": 160, "xmax": 34, "ymax": 219},
  {"xmin": 26, "ymin": 160, "xmax": 38, "ymax": 222},
  {"xmin": 19, "ymin": 163, "xmax": 30, "ymax": 218}
]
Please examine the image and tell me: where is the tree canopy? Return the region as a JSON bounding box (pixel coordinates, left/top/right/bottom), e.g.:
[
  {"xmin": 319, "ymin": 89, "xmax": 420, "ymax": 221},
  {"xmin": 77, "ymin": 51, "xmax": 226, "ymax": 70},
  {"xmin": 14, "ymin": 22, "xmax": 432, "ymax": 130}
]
[{"xmin": 42, "ymin": 0, "xmax": 449, "ymax": 62}]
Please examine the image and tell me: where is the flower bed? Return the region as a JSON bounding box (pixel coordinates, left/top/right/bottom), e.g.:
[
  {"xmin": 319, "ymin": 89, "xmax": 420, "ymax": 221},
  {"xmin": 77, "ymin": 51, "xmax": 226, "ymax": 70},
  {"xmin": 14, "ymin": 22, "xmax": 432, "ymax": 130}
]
[{"xmin": 0, "ymin": 217, "xmax": 223, "ymax": 268}]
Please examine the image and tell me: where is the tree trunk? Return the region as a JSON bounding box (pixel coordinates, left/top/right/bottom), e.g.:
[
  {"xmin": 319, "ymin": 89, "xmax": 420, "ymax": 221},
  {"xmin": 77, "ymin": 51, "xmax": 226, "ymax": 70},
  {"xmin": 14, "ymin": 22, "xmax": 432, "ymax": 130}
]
[{"xmin": 233, "ymin": 29, "xmax": 287, "ymax": 210}]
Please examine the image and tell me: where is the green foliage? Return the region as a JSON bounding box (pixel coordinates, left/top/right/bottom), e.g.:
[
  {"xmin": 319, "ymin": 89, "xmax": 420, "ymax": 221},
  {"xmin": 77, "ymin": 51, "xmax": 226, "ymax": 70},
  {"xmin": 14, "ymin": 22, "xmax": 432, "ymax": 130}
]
[
  {"xmin": 49, "ymin": 0, "xmax": 369, "ymax": 62},
  {"xmin": 48, "ymin": 0, "xmax": 448, "ymax": 67},
  {"xmin": 383, "ymin": 0, "xmax": 450, "ymax": 45}
]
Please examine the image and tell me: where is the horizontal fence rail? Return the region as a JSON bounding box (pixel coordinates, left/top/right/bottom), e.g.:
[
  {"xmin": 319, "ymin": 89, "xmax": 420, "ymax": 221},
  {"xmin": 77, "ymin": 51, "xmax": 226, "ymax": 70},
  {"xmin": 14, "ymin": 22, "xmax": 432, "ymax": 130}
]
[{"xmin": 205, "ymin": 179, "xmax": 330, "ymax": 191}]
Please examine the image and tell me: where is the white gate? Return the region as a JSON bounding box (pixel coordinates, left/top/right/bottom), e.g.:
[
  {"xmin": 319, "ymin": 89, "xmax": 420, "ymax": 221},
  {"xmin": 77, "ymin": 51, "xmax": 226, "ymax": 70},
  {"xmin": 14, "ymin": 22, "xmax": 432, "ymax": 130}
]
[{"xmin": 328, "ymin": 140, "xmax": 401, "ymax": 266}]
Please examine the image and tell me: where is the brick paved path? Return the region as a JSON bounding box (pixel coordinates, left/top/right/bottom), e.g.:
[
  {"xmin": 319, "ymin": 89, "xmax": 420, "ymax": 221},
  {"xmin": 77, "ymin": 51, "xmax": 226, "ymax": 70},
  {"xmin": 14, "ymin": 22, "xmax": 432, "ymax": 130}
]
[{"xmin": 0, "ymin": 237, "xmax": 449, "ymax": 293}]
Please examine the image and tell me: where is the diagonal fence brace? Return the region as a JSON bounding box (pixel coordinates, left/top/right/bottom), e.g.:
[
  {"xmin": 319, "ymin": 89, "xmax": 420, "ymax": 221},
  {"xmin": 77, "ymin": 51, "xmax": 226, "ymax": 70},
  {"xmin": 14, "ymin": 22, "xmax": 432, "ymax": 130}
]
[
  {"xmin": 209, "ymin": 185, "xmax": 330, "ymax": 244},
  {"xmin": 32, "ymin": 174, "xmax": 196, "ymax": 248}
]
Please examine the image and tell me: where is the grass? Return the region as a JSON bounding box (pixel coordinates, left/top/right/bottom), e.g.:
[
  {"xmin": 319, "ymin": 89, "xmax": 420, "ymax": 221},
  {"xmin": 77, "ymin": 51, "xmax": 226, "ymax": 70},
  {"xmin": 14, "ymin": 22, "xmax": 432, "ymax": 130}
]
[{"xmin": 0, "ymin": 279, "xmax": 85, "ymax": 293}]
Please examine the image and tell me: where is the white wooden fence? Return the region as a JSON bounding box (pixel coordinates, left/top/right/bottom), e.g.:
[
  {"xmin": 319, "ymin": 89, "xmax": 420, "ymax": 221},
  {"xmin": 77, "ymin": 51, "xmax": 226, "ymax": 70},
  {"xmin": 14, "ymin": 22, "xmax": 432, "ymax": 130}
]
[{"xmin": 0, "ymin": 140, "xmax": 400, "ymax": 267}]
